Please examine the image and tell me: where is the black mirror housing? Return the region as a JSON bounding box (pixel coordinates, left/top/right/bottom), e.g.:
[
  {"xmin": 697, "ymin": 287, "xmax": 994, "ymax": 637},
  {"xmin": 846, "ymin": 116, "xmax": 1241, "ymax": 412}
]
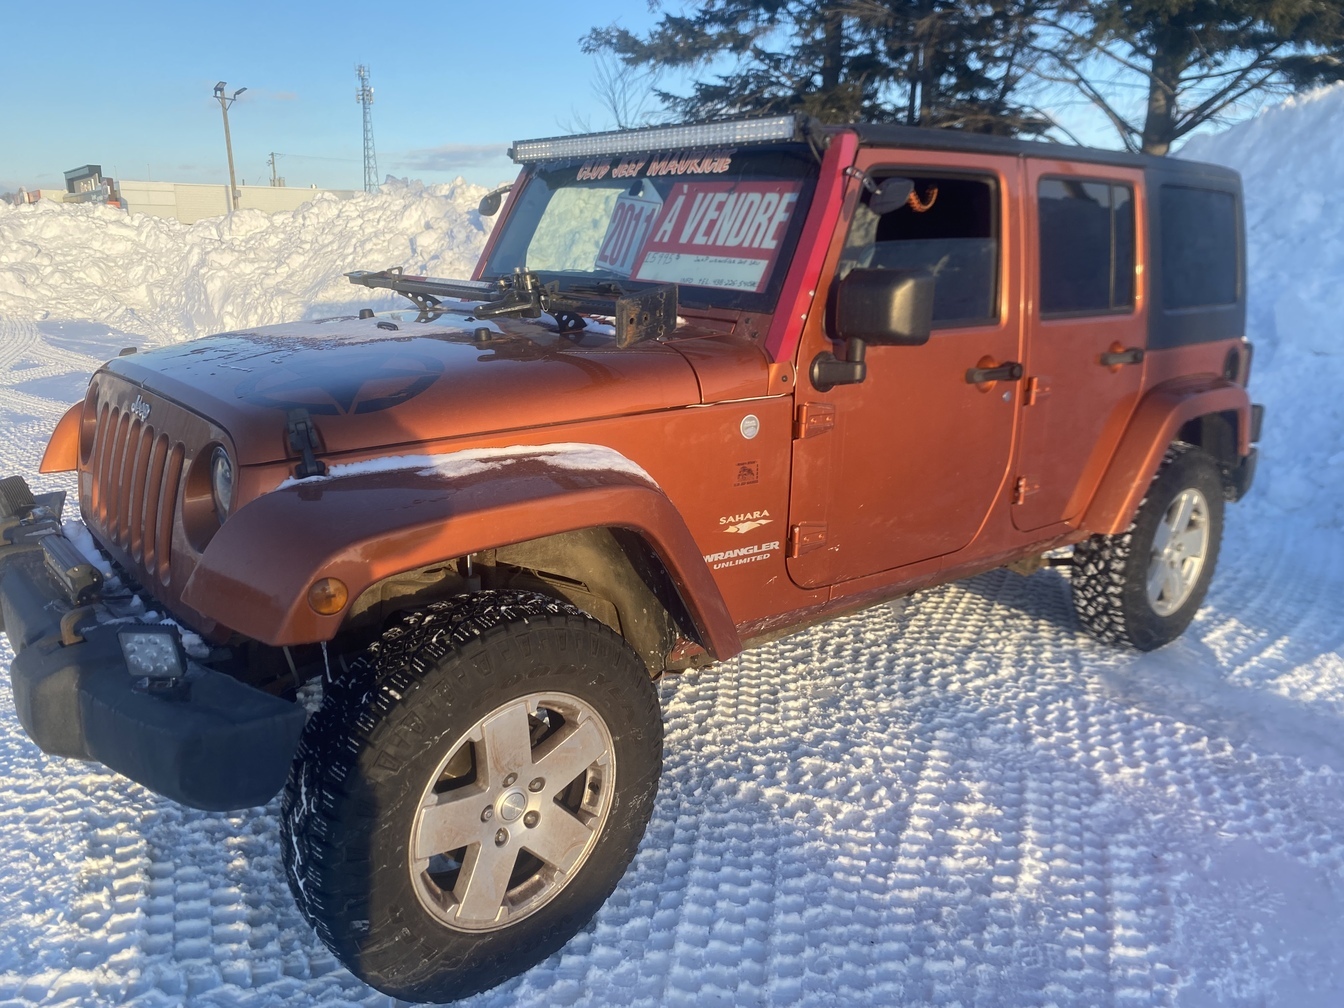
[
  {"xmin": 868, "ymin": 177, "xmax": 914, "ymax": 216},
  {"xmin": 478, "ymin": 184, "xmax": 513, "ymax": 217},
  {"xmin": 834, "ymin": 267, "xmax": 934, "ymax": 346}
]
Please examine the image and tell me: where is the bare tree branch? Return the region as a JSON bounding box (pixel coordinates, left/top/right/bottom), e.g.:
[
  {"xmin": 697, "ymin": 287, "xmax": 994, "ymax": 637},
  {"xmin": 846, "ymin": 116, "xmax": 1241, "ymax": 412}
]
[{"xmin": 1032, "ymin": 47, "xmax": 1142, "ymax": 150}]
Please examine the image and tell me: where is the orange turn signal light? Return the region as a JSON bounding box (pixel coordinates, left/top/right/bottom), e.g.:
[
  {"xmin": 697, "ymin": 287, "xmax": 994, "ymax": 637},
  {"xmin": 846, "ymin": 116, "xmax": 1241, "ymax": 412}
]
[{"xmin": 307, "ymin": 577, "xmax": 349, "ymax": 615}]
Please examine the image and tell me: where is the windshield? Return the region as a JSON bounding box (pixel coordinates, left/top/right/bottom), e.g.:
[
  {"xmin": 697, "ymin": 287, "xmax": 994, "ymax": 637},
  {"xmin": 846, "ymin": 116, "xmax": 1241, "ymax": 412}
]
[{"xmin": 482, "ymin": 144, "xmax": 818, "ymax": 314}]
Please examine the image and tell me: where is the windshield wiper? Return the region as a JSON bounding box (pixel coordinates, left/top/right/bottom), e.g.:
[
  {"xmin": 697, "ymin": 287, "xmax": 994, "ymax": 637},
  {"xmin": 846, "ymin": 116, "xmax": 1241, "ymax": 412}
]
[{"xmin": 347, "ymin": 267, "xmax": 678, "ymax": 347}]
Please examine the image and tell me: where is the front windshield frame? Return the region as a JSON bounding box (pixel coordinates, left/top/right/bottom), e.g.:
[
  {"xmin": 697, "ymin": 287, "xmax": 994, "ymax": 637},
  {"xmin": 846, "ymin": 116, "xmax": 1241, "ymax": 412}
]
[{"xmin": 482, "ymin": 143, "xmax": 819, "ymax": 315}]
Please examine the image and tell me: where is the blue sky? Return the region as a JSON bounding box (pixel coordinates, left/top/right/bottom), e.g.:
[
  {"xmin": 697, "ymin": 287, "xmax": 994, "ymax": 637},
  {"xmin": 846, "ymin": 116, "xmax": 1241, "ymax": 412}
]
[
  {"xmin": 0, "ymin": 0, "xmax": 666, "ymax": 194},
  {"xmin": 1, "ymin": 1, "xmax": 1252, "ymax": 197}
]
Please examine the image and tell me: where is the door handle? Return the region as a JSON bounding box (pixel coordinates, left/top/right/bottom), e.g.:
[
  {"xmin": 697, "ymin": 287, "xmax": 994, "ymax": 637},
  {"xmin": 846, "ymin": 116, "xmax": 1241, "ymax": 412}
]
[
  {"xmin": 1100, "ymin": 346, "xmax": 1144, "ymax": 367},
  {"xmin": 965, "ymin": 361, "xmax": 1023, "ymax": 384}
]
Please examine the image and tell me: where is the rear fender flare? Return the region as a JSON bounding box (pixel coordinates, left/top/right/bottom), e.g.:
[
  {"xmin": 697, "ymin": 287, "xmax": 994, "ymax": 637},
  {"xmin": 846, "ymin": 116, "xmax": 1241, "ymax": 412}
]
[
  {"xmin": 180, "ymin": 447, "xmax": 741, "ymax": 659},
  {"xmin": 1083, "ymin": 376, "xmax": 1252, "ymax": 536}
]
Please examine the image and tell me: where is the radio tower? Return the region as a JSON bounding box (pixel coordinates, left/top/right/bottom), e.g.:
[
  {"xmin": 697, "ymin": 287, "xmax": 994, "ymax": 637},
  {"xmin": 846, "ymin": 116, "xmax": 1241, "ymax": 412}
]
[{"xmin": 356, "ymin": 64, "xmax": 378, "ymax": 193}]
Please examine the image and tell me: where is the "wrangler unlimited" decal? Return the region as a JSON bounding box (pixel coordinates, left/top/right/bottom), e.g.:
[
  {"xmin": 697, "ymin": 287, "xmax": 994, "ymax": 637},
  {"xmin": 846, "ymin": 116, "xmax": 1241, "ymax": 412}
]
[{"xmin": 703, "ymin": 540, "xmax": 780, "ymax": 569}]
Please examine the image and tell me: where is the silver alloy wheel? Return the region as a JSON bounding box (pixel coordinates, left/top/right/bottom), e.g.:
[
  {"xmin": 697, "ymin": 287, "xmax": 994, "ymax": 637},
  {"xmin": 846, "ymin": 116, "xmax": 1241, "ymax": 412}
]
[
  {"xmin": 408, "ymin": 692, "xmax": 616, "ymax": 932},
  {"xmin": 1147, "ymin": 487, "xmax": 1210, "ymax": 617}
]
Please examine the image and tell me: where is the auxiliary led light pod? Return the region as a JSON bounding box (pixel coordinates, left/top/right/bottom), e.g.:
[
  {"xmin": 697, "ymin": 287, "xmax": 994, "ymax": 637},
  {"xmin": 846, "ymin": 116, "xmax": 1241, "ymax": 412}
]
[{"xmin": 117, "ymin": 624, "xmax": 190, "ymax": 700}]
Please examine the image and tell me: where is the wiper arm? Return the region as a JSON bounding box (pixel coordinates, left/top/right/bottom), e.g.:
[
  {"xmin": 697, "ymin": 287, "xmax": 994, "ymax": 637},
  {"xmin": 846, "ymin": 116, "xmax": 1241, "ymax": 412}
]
[
  {"xmin": 347, "ymin": 267, "xmax": 558, "ymax": 317},
  {"xmin": 346, "ymin": 268, "xmax": 497, "ymax": 314},
  {"xmin": 347, "ymin": 267, "xmax": 678, "ymax": 346}
]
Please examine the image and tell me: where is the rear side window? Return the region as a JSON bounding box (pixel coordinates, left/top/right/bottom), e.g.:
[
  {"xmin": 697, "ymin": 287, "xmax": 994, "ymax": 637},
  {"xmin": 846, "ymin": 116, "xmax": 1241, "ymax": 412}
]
[
  {"xmin": 1160, "ymin": 186, "xmax": 1238, "ymax": 309},
  {"xmin": 1037, "ymin": 178, "xmax": 1135, "ymax": 316},
  {"xmin": 837, "ymin": 174, "xmax": 998, "ymax": 327}
]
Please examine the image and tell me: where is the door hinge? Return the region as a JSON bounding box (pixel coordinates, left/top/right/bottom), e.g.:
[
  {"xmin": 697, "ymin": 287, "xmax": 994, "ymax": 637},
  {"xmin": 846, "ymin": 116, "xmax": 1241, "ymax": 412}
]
[
  {"xmin": 788, "ymin": 522, "xmax": 828, "ymax": 557},
  {"xmin": 1024, "ymin": 375, "xmax": 1050, "ymax": 407},
  {"xmin": 1011, "ymin": 476, "xmax": 1039, "ymax": 505},
  {"xmin": 793, "ymin": 402, "xmax": 836, "ymax": 440}
]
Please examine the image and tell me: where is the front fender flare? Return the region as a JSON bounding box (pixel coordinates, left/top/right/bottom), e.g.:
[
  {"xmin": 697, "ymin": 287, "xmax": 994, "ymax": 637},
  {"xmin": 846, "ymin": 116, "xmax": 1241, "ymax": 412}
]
[
  {"xmin": 181, "ymin": 450, "xmax": 741, "ymax": 659},
  {"xmin": 39, "ymin": 401, "xmax": 83, "ymax": 474},
  {"xmin": 1083, "ymin": 376, "xmax": 1252, "ymax": 536}
]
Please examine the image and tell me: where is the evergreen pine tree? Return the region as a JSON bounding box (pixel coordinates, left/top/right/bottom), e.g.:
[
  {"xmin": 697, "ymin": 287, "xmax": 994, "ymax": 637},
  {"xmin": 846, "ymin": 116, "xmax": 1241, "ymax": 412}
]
[
  {"xmin": 1042, "ymin": 0, "xmax": 1344, "ymax": 153},
  {"xmin": 583, "ymin": 1, "xmax": 1060, "ymax": 134}
]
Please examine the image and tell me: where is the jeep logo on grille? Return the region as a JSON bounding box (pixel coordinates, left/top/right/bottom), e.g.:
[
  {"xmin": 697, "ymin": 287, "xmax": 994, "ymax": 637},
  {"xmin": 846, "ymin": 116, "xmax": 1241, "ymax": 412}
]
[{"xmin": 129, "ymin": 395, "xmax": 151, "ymax": 422}]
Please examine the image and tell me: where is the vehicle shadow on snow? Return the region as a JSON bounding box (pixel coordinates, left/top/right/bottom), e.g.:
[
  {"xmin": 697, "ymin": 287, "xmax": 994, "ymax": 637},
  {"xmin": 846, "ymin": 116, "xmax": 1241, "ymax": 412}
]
[{"xmin": 952, "ymin": 564, "xmax": 1080, "ymax": 635}]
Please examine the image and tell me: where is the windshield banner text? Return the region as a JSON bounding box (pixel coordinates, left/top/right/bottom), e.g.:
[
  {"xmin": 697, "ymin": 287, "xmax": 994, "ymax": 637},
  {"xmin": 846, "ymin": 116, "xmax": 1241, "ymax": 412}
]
[{"xmin": 631, "ymin": 180, "xmax": 802, "ymax": 293}]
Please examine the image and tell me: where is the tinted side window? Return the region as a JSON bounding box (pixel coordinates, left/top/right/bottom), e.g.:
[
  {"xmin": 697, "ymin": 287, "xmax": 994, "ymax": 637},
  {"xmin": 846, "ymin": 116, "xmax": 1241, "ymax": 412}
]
[
  {"xmin": 1160, "ymin": 186, "xmax": 1237, "ymax": 309},
  {"xmin": 838, "ymin": 175, "xmax": 998, "ymax": 327},
  {"xmin": 1038, "ymin": 178, "xmax": 1135, "ymax": 315}
]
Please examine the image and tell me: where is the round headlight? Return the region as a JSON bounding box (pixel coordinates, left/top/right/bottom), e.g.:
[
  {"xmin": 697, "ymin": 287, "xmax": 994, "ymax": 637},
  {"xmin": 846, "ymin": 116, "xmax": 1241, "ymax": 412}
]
[{"xmin": 210, "ymin": 446, "xmax": 234, "ymax": 517}]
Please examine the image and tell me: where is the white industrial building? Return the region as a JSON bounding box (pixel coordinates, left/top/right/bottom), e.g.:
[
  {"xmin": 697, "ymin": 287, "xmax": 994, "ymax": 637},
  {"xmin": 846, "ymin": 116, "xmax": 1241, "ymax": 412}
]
[
  {"xmin": 117, "ymin": 179, "xmax": 359, "ymax": 223},
  {"xmin": 6, "ymin": 164, "xmax": 359, "ymax": 223}
]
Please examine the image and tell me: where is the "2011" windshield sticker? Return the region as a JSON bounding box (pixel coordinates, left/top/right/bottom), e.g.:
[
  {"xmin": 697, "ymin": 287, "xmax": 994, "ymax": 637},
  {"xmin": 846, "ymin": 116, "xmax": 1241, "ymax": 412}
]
[{"xmin": 595, "ymin": 190, "xmax": 665, "ymax": 277}]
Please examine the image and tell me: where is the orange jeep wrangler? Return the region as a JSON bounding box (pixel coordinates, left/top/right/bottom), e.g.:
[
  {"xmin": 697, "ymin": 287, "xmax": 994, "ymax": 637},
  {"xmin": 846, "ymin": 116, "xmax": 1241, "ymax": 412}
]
[{"xmin": 0, "ymin": 115, "xmax": 1260, "ymax": 1002}]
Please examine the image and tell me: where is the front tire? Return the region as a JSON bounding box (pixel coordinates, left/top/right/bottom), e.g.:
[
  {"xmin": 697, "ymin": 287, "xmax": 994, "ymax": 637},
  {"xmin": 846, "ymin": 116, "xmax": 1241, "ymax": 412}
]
[
  {"xmin": 1071, "ymin": 443, "xmax": 1224, "ymax": 651},
  {"xmin": 281, "ymin": 591, "xmax": 662, "ymax": 1003}
]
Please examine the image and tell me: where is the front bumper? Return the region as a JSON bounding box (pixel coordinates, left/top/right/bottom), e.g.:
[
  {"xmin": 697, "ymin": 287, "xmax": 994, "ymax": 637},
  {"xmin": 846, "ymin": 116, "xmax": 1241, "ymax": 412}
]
[{"xmin": 0, "ymin": 510, "xmax": 305, "ymax": 812}]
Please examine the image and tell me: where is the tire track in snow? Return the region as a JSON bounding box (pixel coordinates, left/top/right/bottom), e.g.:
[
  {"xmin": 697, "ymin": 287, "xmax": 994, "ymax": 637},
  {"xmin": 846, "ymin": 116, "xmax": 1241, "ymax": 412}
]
[
  {"xmin": 0, "ymin": 315, "xmax": 39, "ymax": 371},
  {"xmin": 0, "ymin": 316, "xmax": 101, "ymax": 477}
]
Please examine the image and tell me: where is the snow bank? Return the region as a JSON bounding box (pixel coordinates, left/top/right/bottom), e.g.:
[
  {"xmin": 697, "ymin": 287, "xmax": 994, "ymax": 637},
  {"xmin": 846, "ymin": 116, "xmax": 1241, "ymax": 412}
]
[
  {"xmin": 0, "ymin": 178, "xmax": 492, "ymax": 345},
  {"xmin": 1181, "ymin": 83, "xmax": 1344, "ymax": 526}
]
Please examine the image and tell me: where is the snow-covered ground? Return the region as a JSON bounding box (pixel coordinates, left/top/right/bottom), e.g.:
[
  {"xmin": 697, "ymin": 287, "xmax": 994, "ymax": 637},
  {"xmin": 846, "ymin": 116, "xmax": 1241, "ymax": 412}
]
[{"xmin": 2, "ymin": 88, "xmax": 1344, "ymax": 1007}]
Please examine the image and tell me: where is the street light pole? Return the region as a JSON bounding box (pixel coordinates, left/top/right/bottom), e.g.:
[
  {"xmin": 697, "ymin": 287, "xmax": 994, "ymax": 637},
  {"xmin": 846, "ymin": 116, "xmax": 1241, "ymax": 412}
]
[{"xmin": 213, "ymin": 81, "xmax": 247, "ymax": 211}]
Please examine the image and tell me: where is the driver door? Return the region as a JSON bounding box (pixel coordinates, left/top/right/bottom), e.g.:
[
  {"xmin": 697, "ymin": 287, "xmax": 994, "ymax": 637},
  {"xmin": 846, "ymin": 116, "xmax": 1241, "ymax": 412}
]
[{"xmin": 787, "ymin": 150, "xmax": 1022, "ymax": 589}]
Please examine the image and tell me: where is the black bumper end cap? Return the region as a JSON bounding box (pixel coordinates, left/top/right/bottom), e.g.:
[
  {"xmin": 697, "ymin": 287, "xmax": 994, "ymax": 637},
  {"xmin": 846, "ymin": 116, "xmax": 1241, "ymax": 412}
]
[{"xmin": 1228, "ymin": 447, "xmax": 1258, "ymax": 502}]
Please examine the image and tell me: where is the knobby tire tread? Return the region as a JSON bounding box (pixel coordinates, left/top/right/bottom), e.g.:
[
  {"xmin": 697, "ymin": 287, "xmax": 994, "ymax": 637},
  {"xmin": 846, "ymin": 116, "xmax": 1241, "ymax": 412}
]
[
  {"xmin": 1071, "ymin": 443, "xmax": 1223, "ymax": 651},
  {"xmin": 279, "ymin": 590, "xmax": 662, "ymax": 1002}
]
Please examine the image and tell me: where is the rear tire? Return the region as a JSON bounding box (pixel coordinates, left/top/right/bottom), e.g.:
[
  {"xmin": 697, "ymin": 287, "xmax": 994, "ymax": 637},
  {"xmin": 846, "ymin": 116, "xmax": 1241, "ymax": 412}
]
[
  {"xmin": 1071, "ymin": 443, "xmax": 1224, "ymax": 651},
  {"xmin": 280, "ymin": 591, "xmax": 662, "ymax": 1003}
]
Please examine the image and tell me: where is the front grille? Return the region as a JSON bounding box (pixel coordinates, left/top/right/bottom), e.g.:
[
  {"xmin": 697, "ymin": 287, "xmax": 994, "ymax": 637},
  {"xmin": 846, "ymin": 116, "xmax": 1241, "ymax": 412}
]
[{"xmin": 88, "ymin": 400, "xmax": 184, "ymax": 587}]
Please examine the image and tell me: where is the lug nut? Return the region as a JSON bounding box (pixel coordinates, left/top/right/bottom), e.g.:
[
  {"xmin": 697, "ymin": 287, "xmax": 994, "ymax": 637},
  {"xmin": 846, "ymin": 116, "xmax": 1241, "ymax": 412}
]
[
  {"xmin": 528, "ymin": 777, "xmax": 545, "ymax": 792},
  {"xmin": 503, "ymin": 773, "xmax": 518, "ymax": 788},
  {"xmin": 523, "ymin": 811, "xmax": 540, "ymax": 828},
  {"xmin": 494, "ymin": 828, "xmax": 508, "ymax": 846},
  {"xmin": 481, "ymin": 807, "xmax": 493, "ymax": 822}
]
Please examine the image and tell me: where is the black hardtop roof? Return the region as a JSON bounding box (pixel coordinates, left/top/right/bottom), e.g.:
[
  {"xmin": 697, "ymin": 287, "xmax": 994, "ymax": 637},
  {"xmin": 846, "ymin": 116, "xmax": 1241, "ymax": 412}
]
[
  {"xmin": 829, "ymin": 122, "xmax": 1239, "ymax": 189},
  {"xmin": 506, "ymin": 114, "xmax": 1237, "ymax": 190}
]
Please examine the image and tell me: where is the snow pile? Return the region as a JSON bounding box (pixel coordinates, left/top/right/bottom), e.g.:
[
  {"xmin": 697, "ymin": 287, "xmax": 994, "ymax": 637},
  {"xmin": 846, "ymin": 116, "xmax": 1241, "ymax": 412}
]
[
  {"xmin": 1181, "ymin": 83, "xmax": 1344, "ymax": 525},
  {"xmin": 0, "ymin": 178, "xmax": 492, "ymax": 345}
]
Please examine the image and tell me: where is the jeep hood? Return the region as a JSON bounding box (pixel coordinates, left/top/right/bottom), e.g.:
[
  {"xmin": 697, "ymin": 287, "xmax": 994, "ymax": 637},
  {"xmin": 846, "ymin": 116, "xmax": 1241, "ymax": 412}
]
[{"xmin": 101, "ymin": 312, "xmax": 731, "ymax": 465}]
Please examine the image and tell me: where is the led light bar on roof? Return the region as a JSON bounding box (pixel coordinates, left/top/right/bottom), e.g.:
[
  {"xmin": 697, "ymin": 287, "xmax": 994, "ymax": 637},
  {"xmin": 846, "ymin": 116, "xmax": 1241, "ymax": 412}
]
[{"xmin": 509, "ymin": 115, "xmax": 800, "ymax": 164}]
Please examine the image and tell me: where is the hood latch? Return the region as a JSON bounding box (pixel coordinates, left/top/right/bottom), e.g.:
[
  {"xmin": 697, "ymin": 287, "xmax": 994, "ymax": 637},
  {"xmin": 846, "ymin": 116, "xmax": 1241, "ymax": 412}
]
[{"xmin": 286, "ymin": 408, "xmax": 327, "ymax": 480}]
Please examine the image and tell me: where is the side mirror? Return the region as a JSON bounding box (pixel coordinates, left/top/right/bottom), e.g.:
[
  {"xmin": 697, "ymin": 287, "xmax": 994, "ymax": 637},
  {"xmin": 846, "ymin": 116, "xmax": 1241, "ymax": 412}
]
[
  {"xmin": 835, "ymin": 267, "xmax": 934, "ymax": 346},
  {"xmin": 868, "ymin": 177, "xmax": 914, "ymax": 216},
  {"xmin": 478, "ymin": 184, "xmax": 512, "ymax": 217},
  {"xmin": 811, "ymin": 268, "xmax": 935, "ymax": 392}
]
